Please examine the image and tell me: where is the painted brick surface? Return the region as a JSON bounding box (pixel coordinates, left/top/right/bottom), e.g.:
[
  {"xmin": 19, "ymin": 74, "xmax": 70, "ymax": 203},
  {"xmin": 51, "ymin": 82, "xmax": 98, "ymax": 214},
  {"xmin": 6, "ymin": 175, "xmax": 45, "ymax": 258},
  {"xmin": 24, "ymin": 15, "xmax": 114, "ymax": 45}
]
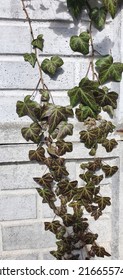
[
  {"xmin": 0, "ymin": 0, "xmax": 122, "ymax": 260},
  {"xmin": 0, "ymin": 191, "xmax": 37, "ymax": 220}
]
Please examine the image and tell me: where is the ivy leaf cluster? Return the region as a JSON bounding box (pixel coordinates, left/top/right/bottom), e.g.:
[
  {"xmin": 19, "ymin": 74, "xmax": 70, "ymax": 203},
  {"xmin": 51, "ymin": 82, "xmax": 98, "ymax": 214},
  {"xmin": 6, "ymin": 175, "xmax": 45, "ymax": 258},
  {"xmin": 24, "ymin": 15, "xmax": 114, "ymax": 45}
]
[{"xmin": 16, "ymin": 0, "xmax": 121, "ymax": 260}]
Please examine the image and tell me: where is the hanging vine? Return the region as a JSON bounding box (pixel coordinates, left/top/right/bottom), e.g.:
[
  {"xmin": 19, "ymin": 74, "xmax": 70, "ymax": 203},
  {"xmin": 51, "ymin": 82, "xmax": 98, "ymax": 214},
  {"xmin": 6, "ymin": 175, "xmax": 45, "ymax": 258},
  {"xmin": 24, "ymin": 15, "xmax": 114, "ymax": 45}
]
[{"xmin": 16, "ymin": 0, "xmax": 122, "ymax": 259}]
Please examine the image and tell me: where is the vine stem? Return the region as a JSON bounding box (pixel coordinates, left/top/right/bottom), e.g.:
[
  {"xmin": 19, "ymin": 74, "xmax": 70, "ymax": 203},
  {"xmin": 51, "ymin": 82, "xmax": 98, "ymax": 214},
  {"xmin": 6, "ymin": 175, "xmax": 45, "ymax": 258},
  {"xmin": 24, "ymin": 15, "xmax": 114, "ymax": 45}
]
[
  {"xmin": 21, "ymin": 0, "xmax": 45, "ymax": 89},
  {"xmin": 89, "ymin": 22, "xmax": 95, "ymax": 80}
]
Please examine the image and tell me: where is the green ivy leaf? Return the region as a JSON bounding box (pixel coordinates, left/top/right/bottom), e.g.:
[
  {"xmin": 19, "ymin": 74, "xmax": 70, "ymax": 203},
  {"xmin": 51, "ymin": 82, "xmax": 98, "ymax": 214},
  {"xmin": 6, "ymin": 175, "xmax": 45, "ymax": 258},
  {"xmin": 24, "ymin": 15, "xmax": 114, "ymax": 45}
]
[
  {"xmin": 91, "ymin": 175, "xmax": 103, "ymax": 185},
  {"xmin": 73, "ymin": 219, "xmax": 89, "ymax": 233},
  {"xmin": 76, "ymin": 104, "xmax": 98, "ymax": 122},
  {"xmin": 89, "ymin": 7, "xmax": 107, "ymax": 30},
  {"xmin": 80, "ymin": 128, "xmax": 99, "ymax": 148},
  {"xmin": 79, "ymin": 171, "xmax": 93, "ymax": 183},
  {"xmin": 68, "ymin": 78, "xmax": 99, "ymax": 110},
  {"xmin": 87, "ymin": 158, "xmax": 102, "ymax": 172},
  {"xmin": 67, "ymin": 0, "xmax": 86, "ymax": 18},
  {"xmin": 23, "ymin": 53, "xmax": 36, "ymax": 67},
  {"xmin": 56, "ymin": 226, "xmax": 66, "ymax": 240},
  {"xmin": 56, "ymin": 140, "xmax": 73, "ymax": 156},
  {"xmin": 45, "ymin": 221, "xmax": 61, "ymax": 234},
  {"xmin": 103, "ymin": 105, "xmax": 114, "ymax": 118},
  {"xmin": 50, "ymin": 250, "xmax": 62, "ymax": 260},
  {"xmin": 37, "ymin": 187, "xmax": 56, "ymax": 203},
  {"xmin": 94, "ymin": 88, "xmax": 118, "ymax": 109},
  {"xmin": 41, "ymin": 56, "xmax": 64, "ymax": 76},
  {"xmin": 21, "ymin": 123, "xmax": 42, "ymax": 143},
  {"xmin": 96, "ymin": 55, "xmax": 123, "ymax": 84},
  {"xmin": 32, "ymin": 34, "xmax": 44, "ymax": 51},
  {"xmin": 29, "ymin": 147, "xmax": 46, "ymax": 162},
  {"xmin": 91, "ymin": 208, "xmax": 102, "ymax": 220},
  {"xmin": 52, "ymin": 121, "xmax": 73, "ymax": 140},
  {"xmin": 48, "ymin": 107, "xmax": 67, "ymax": 134},
  {"xmin": 83, "ymin": 233, "xmax": 98, "ymax": 244},
  {"xmin": 16, "ymin": 95, "xmax": 40, "ymax": 121},
  {"xmin": 74, "ymin": 183, "xmax": 95, "ymax": 202},
  {"xmin": 62, "ymin": 214, "xmax": 74, "ymax": 227},
  {"xmin": 94, "ymin": 196, "xmax": 111, "ymax": 210},
  {"xmin": 51, "ymin": 159, "xmax": 69, "ymax": 181},
  {"xmin": 103, "ymin": 0, "xmax": 118, "ymax": 19},
  {"xmin": 57, "ymin": 179, "xmax": 78, "ymax": 196},
  {"xmin": 102, "ymin": 138, "xmax": 118, "ymax": 152},
  {"xmin": 33, "ymin": 173, "xmax": 54, "ymax": 188},
  {"xmin": 68, "ymin": 86, "xmax": 82, "ymax": 107},
  {"xmin": 70, "ymin": 32, "xmax": 90, "ymax": 55},
  {"xmin": 102, "ymin": 164, "xmax": 118, "ymax": 177},
  {"xmin": 91, "ymin": 245, "xmax": 111, "ymax": 257}
]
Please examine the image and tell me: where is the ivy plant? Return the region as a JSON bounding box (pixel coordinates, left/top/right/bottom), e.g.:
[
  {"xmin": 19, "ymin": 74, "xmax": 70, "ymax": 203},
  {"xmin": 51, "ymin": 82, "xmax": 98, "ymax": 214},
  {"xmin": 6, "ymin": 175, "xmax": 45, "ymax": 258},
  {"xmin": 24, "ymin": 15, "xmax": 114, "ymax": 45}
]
[{"xmin": 16, "ymin": 0, "xmax": 122, "ymax": 259}]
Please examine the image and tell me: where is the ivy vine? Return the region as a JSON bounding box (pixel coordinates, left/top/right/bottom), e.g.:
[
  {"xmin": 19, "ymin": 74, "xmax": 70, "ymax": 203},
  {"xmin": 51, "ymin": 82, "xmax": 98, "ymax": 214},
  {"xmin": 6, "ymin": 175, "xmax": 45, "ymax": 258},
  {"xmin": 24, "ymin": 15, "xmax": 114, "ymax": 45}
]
[{"xmin": 16, "ymin": 0, "xmax": 122, "ymax": 259}]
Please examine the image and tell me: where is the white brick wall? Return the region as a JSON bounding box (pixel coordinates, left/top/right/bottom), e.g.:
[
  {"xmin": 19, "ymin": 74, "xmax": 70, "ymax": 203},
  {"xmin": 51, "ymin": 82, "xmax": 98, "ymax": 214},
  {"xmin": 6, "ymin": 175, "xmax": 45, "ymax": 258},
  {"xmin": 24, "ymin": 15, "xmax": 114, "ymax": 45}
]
[{"xmin": 0, "ymin": 0, "xmax": 123, "ymax": 260}]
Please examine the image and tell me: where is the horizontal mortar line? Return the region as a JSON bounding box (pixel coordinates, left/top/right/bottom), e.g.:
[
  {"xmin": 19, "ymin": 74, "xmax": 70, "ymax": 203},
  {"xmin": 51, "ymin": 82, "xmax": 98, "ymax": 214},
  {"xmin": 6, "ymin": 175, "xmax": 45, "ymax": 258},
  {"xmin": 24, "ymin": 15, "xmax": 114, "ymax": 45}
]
[
  {"xmin": 0, "ymin": 88, "xmax": 69, "ymax": 92},
  {"xmin": 0, "ymin": 143, "xmax": 35, "ymax": 146},
  {"xmin": 0, "ymin": 17, "xmax": 87, "ymax": 23},
  {"xmin": 0, "ymin": 17, "xmax": 112, "ymax": 24},
  {"xmin": 0, "ymin": 54, "xmax": 101, "ymax": 59},
  {"xmin": 0, "ymin": 156, "xmax": 119, "ymax": 166}
]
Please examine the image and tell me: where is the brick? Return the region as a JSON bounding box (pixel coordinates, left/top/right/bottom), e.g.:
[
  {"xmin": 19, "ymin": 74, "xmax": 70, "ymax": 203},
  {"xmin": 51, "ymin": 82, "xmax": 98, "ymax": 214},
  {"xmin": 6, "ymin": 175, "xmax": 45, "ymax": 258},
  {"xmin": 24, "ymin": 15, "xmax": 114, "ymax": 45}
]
[
  {"xmin": 0, "ymin": 163, "xmax": 46, "ymax": 190},
  {"xmin": 0, "ymin": 250, "xmax": 39, "ymax": 260},
  {"xmin": 0, "ymin": 191, "xmax": 37, "ymax": 221},
  {"xmin": 2, "ymin": 222, "xmax": 55, "ymax": 251},
  {"xmin": 0, "ymin": 25, "xmax": 31, "ymax": 54},
  {"xmin": 0, "ymin": 59, "xmax": 76, "ymax": 90},
  {"xmin": 0, "ymin": 0, "xmax": 71, "ymax": 21}
]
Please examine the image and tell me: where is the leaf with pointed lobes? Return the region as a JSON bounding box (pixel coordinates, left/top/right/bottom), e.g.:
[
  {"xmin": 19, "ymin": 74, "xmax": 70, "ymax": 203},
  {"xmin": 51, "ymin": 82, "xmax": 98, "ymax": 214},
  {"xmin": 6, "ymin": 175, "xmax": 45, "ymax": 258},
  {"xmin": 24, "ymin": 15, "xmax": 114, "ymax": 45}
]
[
  {"xmin": 40, "ymin": 89, "xmax": 50, "ymax": 102},
  {"xmin": 94, "ymin": 87, "xmax": 118, "ymax": 109},
  {"xmin": 94, "ymin": 196, "xmax": 111, "ymax": 210},
  {"xmin": 91, "ymin": 208, "xmax": 102, "ymax": 220},
  {"xmin": 80, "ymin": 128, "xmax": 99, "ymax": 149},
  {"xmin": 91, "ymin": 244, "xmax": 111, "ymax": 257},
  {"xmin": 56, "ymin": 226, "xmax": 66, "ymax": 240},
  {"xmin": 83, "ymin": 232, "xmax": 98, "ymax": 244},
  {"xmin": 76, "ymin": 104, "xmax": 99, "ymax": 122},
  {"xmin": 91, "ymin": 174, "xmax": 103, "ymax": 185},
  {"xmin": 31, "ymin": 34, "xmax": 44, "ymax": 51},
  {"xmin": 33, "ymin": 173, "xmax": 54, "ymax": 189},
  {"xmin": 56, "ymin": 140, "xmax": 73, "ymax": 156},
  {"xmin": 29, "ymin": 147, "xmax": 46, "ymax": 163},
  {"xmin": 50, "ymin": 158, "xmax": 69, "ymax": 181},
  {"xmin": 87, "ymin": 158, "xmax": 102, "ymax": 172},
  {"xmin": 47, "ymin": 145, "xmax": 58, "ymax": 158},
  {"xmin": 21, "ymin": 123, "xmax": 42, "ymax": 143},
  {"xmin": 102, "ymin": 138, "xmax": 118, "ymax": 152},
  {"xmin": 57, "ymin": 179, "xmax": 78, "ymax": 199},
  {"xmin": 70, "ymin": 32, "xmax": 90, "ymax": 55},
  {"xmin": 73, "ymin": 183, "xmax": 95, "ymax": 202},
  {"xmin": 45, "ymin": 221, "xmax": 61, "ymax": 234},
  {"xmin": 89, "ymin": 7, "xmax": 107, "ymax": 30},
  {"xmin": 79, "ymin": 171, "xmax": 93, "ymax": 183},
  {"xmin": 68, "ymin": 77, "xmax": 99, "ymax": 110},
  {"xmin": 103, "ymin": 0, "xmax": 118, "ymax": 19},
  {"xmin": 37, "ymin": 187, "xmax": 56, "ymax": 204},
  {"xmin": 16, "ymin": 95, "xmax": 40, "ymax": 121},
  {"xmin": 41, "ymin": 56, "xmax": 64, "ymax": 76},
  {"xmin": 52, "ymin": 121, "xmax": 73, "ymax": 140},
  {"xmin": 103, "ymin": 105, "xmax": 114, "ymax": 118},
  {"xmin": 67, "ymin": 0, "xmax": 86, "ymax": 19},
  {"xmin": 96, "ymin": 55, "xmax": 123, "ymax": 84},
  {"xmin": 102, "ymin": 164, "xmax": 118, "ymax": 177},
  {"xmin": 62, "ymin": 214, "xmax": 74, "ymax": 227},
  {"xmin": 73, "ymin": 219, "xmax": 89, "ymax": 233},
  {"xmin": 23, "ymin": 53, "xmax": 36, "ymax": 67},
  {"xmin": 50, "ymin": 250, "xmax": 62, "ymax": 260},
  {"xmin": 48, "ymin": 106, "xmax": 68, "ymax": 134}
]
